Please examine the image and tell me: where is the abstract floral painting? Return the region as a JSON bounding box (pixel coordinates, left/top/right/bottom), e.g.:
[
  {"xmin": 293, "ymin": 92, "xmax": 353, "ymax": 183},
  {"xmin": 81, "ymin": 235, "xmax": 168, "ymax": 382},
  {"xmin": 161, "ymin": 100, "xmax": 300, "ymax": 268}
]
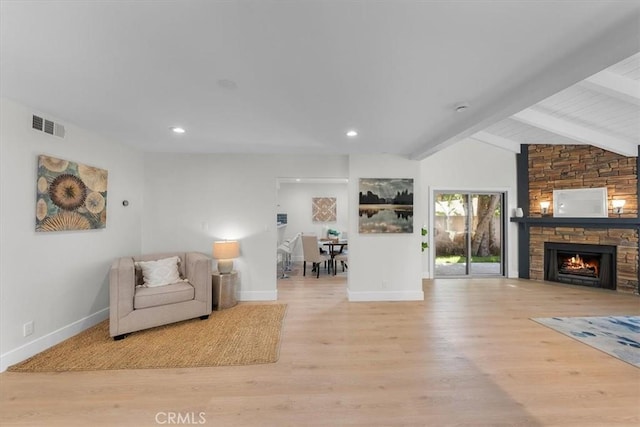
[
  {"xmin": 312, "ymin": 197, "xmax": 337, "ymax": 222},
  {"xmin": 36, "ymin": 155, "xmax": 108, "ymax": 232}
]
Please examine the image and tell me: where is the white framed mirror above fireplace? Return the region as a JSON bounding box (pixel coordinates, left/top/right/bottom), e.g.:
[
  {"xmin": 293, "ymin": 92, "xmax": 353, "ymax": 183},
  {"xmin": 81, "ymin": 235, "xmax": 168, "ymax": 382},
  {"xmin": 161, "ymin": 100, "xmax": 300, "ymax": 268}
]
[{"xmin": 552, "ymin": 187, "xmax": 608, "ymax": 218}]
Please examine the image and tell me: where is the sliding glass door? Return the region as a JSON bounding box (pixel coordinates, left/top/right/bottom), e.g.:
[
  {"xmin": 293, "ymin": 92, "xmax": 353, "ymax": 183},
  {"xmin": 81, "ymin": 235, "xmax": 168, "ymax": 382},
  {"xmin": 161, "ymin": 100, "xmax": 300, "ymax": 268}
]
[{"xmin": 434, "ymin": 192, "xmax": 504, "ymax": 277}]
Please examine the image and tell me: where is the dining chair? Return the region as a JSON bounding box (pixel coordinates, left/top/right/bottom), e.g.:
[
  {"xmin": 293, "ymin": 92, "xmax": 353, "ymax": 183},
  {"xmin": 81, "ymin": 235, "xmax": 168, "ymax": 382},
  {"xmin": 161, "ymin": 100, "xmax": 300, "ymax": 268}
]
[
  {"xmin": 301, "ymin": 234, "xmax": 331, "ymax": 278},
  {"xmin": 334, "ymin": 251, "xmax": 348, "ymax": 273}
]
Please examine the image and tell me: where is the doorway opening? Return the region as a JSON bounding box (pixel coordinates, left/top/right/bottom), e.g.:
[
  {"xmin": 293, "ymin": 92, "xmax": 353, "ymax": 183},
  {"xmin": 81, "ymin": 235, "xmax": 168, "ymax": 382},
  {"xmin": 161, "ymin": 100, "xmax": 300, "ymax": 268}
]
[
  {"xmin": 275, "ymin": 177, "xmax": 349, "ymax": 283},
  {"xmin": 434, "ymin": 192, "xmax": 505, "ymax": 277}
]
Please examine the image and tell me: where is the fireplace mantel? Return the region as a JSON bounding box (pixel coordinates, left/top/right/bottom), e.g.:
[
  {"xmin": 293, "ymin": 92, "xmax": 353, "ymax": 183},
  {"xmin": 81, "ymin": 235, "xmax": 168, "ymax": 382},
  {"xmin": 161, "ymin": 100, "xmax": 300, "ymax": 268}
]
[{"xmin": 511, "ymin": 217, "xmax": 640, "ymax": 229}]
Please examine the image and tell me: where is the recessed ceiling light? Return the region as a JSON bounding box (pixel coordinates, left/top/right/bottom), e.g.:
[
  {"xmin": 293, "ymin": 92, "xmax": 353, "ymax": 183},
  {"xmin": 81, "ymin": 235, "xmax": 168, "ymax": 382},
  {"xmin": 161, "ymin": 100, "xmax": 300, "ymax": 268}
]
[
  {"xmin": 171, "ymin": 127, "xmax": 186, "ymax": 134},
  {"xmin": 346, "ymin": 130, "xmax": 358, "ymax": 137},
  {"xmin": 217, "ymin": 79, "xmax": 238, "ymax": 90}
]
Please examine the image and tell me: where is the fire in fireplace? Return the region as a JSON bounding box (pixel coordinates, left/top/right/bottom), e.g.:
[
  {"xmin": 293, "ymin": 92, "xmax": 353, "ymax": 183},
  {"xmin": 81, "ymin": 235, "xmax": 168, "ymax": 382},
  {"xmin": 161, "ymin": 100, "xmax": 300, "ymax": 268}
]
[
  {"xmin": 544, "ymin": 242, "xmax": 616, "ymax": 290},
  {"xmin": 558, "ymin": 253, "xmax": 599, "ymax": 278}
]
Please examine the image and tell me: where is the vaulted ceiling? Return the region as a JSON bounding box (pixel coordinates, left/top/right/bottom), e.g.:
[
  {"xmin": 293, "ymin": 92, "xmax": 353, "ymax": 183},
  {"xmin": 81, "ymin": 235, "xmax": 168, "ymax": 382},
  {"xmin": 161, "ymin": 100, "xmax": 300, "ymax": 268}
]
[
  {"xmin": 471, "ymin": 52, "xmax": 639, "ymax": 157},
  {"xmin": 1, "ymin": 1, "xmax": 639, "ymax": 159}
]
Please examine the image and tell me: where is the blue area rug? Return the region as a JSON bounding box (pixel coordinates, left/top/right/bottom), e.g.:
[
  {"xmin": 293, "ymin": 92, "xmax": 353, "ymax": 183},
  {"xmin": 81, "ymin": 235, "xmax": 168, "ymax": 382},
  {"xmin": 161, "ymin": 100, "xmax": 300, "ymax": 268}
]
[{"xmin": 531, "ymin": 316, "xmax": 640, "ymax": 368}]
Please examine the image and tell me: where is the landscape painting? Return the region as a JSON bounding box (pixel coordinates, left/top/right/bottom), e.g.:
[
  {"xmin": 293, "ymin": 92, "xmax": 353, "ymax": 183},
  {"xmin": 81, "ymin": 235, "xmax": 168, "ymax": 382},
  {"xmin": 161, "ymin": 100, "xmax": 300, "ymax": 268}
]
[
  {"xmin": 36, "ymin": 155, "xmax": 108, "ymax": 232},
  {"xmin": 359, "ymin": 178, "xmax": 413, "ymax": 233}
]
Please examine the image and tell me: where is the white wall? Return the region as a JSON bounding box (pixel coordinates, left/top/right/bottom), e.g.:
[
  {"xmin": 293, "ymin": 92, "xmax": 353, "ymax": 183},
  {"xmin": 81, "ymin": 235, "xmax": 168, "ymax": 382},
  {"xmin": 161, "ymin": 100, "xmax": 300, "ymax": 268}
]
[
  {"xmin": 277, "ymin": 182, "xmax": 349, "ymax": 261},
  {"xmin": 0, "ymin": 98, "xmax": 144, "ymax": 371},
  {"xmin": 419, "ymin": 138, "xmax": 519, "ymax": 278},
  {"xmin": 141, "ymin": 153, "xmax": 349, "ymax": 301},
  {"xmin": 0, "ymin": 105, "xmax": 520, "ymax": 371},
  {"xmin": 347, "ymin": 154, "xmax": 424, "ymax": 301}
]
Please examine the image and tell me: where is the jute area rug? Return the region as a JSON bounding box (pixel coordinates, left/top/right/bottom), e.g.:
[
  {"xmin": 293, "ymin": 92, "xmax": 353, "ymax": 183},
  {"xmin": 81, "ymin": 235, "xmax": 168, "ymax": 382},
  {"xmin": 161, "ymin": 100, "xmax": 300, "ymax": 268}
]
[
  {"xmin": 531, "ymin": 315, "xmax": 640, "ymax": 368},
  {"xmin": 8, "ymin": 304, "xmax": 287, "ymax": 372}
]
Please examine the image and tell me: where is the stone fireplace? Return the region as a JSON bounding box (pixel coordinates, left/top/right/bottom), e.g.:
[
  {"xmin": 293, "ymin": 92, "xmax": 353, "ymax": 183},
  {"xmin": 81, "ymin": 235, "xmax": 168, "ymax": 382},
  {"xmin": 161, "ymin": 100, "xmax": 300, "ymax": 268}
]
[{"xmin": 514, "ymin": 144, "xmax": 639, "ymax": 295}]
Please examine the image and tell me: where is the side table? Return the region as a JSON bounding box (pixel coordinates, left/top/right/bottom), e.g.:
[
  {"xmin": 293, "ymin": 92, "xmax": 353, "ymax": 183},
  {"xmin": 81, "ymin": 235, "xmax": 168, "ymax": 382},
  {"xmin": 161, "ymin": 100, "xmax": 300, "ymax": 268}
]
[{"xmin": 212, "ymin": 271, "xmax": 238, "ymax": 310}]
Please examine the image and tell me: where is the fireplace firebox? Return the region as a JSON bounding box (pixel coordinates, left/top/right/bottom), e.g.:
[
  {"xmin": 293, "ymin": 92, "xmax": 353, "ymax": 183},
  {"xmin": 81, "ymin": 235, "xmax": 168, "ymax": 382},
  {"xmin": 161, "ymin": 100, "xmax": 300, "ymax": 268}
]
[{"xmin": 544, "ymin": 242, "xmax": 616, "ymax": 290}]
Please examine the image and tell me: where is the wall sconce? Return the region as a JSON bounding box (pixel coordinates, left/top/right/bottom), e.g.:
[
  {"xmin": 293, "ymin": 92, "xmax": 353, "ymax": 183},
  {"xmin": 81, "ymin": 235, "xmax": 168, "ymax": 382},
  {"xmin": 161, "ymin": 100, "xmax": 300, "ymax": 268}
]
[
  {"xmin": 612, "ymin": 199, "xmax": 626, "ymax": 215},
  {"xmin": 540, "ymin": 201, "xmax": 550, "ymax": 216},
  {"xmin": 212, "ymin": 241, "xmax": 240, "ymax": 274}
]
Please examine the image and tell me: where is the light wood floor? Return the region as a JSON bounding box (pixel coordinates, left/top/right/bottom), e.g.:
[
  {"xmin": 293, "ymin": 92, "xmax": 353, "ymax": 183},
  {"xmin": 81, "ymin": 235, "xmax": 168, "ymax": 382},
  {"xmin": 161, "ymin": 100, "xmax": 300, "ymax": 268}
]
[{"xmin": 1, "ymin": 265, "xmax": 639, "ymax": 426}]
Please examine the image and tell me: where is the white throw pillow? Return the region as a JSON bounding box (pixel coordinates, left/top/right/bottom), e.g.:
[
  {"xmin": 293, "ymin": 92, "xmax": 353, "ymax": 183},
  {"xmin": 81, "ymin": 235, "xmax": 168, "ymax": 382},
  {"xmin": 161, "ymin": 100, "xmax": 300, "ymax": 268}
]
[{"xmin": 135, "ymin": 256, "xmax": 182, "ymax": 287}]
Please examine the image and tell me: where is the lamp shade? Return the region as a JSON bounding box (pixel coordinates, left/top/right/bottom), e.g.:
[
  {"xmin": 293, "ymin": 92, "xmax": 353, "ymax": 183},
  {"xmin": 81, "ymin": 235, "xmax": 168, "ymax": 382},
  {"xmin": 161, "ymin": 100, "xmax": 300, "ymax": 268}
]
[
  {"xmin": 213, "ymin": 241, "xmax": 240, "ymax": 260},
  {"xmin": 213, "ymin": 241, "xmax": 239, "ymax": 274}
]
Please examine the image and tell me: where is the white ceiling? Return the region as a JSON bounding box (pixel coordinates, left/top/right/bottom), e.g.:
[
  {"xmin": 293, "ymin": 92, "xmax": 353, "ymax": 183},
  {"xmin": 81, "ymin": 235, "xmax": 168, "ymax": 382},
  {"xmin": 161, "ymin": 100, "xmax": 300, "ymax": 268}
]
[
  {"xmin": 1, "ymin": 1, "xmax": 639, "ymax": 159},
  {"xmin": 476, "ymin": 52, "xmax": 640, "ymax": 157}
]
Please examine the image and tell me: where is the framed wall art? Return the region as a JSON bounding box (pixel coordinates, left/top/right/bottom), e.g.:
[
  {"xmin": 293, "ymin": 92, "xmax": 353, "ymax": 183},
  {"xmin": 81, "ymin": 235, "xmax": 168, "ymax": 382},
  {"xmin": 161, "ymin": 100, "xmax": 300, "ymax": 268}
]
[
  {"xmin": 359, "ymin": 178, "xmax": 413, "ymax": 233},
  {"xmin": 312, "ymin": 197, "xmax": 337, "ymax": 222},
  {"xmin": 36, "ymin": 155, "xmax": 108, "ymax": 232},
  {"xmin": 553, "ymin": 187, "xmax": 608, "ymax": 218}
]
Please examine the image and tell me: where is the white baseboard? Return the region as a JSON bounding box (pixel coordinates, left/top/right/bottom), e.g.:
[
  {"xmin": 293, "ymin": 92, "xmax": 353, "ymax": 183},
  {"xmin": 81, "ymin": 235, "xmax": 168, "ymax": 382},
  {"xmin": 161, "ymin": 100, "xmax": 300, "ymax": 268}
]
[
  {"xmin": 0, "ymin": 308, "xmax": 109, "ymax": 372},
  {"xmin": 347, "ymin": 290, "xmax": 424, "ymax": 302},
  {"xmin": 238, "ymin": 290, "xmax": 278, "ymax": 301}
]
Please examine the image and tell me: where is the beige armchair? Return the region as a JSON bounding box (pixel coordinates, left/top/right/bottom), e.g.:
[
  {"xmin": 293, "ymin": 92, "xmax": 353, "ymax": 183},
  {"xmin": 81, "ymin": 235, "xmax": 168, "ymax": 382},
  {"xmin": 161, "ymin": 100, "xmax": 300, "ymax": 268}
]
[{"xmin": 109, "ymin": 252, "xmax": 212, "ymax": 340}]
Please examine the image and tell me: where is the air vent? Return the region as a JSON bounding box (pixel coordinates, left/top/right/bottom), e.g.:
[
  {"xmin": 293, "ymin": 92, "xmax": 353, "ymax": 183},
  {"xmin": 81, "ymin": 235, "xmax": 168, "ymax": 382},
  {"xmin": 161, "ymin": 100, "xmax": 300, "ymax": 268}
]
[
  {"xmin": 32, "ymin": 115, "xmax": 43, "ymax": 131},
  {"xmin": 44, "ymin": 119, "xmax": 54, "ymax": 134},
  {"xmin": 54, "ymin": 124, "xmax": 65, "ymax": 138},
  {"xmin": 32, "ymin": 114, "xmax": 65, "ymax": 138}
]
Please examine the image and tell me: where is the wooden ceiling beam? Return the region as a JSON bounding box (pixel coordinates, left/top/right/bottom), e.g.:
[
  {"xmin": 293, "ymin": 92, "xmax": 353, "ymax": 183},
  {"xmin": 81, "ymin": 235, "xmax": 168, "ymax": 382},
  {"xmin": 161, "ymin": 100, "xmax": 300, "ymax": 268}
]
[
  {"xmin": 512, "ymin": 108, "xmax": 637, "ymax": 157},
  {"xmin": 471, "ymin": 131, "xmax": 521, "ymax": 153},
  {"xmin": 581, "ymin": 70, "xmax": 640, "ymax": 106}
]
